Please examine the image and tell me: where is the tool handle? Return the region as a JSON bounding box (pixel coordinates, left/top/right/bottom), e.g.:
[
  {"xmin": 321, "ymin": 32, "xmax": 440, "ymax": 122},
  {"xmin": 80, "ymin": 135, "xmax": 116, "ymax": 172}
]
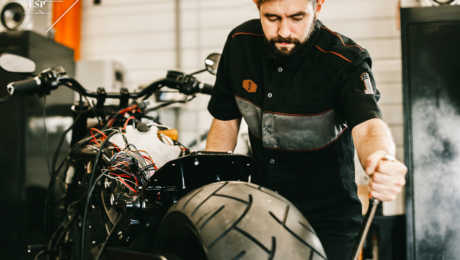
[
  {"xmin": 350, "ymin": 154, "xmax": 395, "ymax": 260},
  {"xmin": 351, "ymin": 198, "xmax": 380, "ymax": 260}
]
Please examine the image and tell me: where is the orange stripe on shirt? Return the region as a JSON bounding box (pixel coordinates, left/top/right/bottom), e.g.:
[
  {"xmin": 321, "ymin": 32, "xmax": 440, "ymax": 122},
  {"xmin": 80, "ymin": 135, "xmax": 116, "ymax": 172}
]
[
  {"xmin": 315, "ymin": 45, "xmax": 352, "ymax": 63},
  {"xmin": 232, "ymin": 32, "xmax": 264, "ymax": 38},
  {"xmin": 321, "ymin": 26, "xmax": 364, "ymax": 52}
]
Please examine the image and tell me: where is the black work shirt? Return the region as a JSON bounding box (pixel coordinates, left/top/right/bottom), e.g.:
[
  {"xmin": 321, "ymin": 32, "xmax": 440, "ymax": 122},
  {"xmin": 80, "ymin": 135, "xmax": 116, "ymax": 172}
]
[{"xmin": 208, "ymin": 19, "xmax": 382, "ymax": 242}]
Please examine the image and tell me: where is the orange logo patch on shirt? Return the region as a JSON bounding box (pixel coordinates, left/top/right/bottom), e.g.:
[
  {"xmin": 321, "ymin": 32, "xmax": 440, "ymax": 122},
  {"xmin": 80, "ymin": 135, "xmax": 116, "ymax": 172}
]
[{"xmin": 243, "ymin": 80, "xmax": 257, "ymax": 93}]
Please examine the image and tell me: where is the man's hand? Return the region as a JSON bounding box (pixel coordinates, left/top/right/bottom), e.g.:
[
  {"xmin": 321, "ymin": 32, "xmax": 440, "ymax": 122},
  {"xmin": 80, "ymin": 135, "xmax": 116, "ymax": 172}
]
[{"xmin": 365, "ymin": 150, "xmax": 407, "ymax": 201}]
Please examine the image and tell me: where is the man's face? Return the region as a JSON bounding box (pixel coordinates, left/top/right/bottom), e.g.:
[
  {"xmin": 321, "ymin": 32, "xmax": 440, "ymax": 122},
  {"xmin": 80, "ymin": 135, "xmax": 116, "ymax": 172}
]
[{"xmin": 260, "ymin": 0, "xmax": 321, "ymax": 59}]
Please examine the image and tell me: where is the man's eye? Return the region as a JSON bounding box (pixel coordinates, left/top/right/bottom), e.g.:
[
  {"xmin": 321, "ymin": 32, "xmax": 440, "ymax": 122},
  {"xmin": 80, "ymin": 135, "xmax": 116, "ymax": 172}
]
[
  {"xmin": 292, "ymin": 15, "xmax": 303, "ymax": 21},
  {"xmin": 268, "ymin": 17, "xmax": 278, "ymax": 21}
]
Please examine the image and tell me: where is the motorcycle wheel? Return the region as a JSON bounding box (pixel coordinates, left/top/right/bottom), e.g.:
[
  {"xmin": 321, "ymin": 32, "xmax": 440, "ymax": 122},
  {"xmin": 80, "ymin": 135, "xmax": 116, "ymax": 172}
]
[{"xmin": 154, "ymin": 182, "xmax": 327, "ymax": 260}]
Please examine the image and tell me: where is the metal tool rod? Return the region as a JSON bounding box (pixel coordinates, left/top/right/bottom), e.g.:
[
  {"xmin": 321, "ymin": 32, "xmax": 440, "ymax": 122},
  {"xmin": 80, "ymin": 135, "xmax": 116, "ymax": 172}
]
[
  {"xmin": 351, "ymin": 155, "xmax": 395, "ymax": 259},
  {"xmin": 351, "ymin": 198, "xmax": 380, "ymax": 260}
]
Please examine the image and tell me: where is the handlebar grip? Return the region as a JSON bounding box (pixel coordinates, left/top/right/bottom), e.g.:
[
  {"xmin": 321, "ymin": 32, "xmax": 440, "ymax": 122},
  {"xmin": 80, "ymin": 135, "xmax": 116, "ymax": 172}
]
[
  {"xmin": 7, "ymin": 77, "xmax": 41, "ymax": 95},
  {"xmin": 199, "ymin": 83, "xmax": 214, "ymax": 95}
]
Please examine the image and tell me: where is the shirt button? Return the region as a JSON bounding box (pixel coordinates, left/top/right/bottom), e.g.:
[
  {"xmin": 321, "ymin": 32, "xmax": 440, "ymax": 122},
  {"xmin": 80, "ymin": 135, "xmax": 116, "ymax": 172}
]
[
  {"xmin": 270, "ymin": 159, "xmax": 275, "ymax": 164},
  {"xmin": 268, "ymin": 93, "xmax": 273, "ymax": 98},
  {"xmin": 278, "ymin": 67, "xmax": 283, "ymax": 72}
]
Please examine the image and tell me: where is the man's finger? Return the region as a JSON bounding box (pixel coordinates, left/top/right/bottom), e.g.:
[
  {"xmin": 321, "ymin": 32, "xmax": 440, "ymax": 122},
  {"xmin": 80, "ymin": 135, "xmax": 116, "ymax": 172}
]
[
  {"xmin": 376, "ymin": 160, "xmax": 408, "ymax": 177},
  {"xmin": 372, "ymin": 172, "xmax": 397, "ymax": 185},
  {"xmin": 369, "ymin": 178, "xmax": 402, "ymax": 194},
  {"xmin": 370, "ymin": 190, "xmax": 397, "ymax": 202},
  {"xmin": 366, "ymin": 150, "xmax": 387, "ymax": 175}
]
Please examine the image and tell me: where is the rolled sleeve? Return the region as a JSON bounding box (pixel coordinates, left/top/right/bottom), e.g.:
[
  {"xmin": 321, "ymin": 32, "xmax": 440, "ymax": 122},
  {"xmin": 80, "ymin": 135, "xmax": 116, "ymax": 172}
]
[{"xmin": 207, "ymin": 33, "xmax": 242, "ymax": 121}]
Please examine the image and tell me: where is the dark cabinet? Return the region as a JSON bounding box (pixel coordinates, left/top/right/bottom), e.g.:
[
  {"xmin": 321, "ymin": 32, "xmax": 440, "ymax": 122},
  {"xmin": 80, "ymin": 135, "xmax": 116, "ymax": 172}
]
[
  {"xmin": 401, "ymin": 5, "xmax": 460, "ymax": 260},
  {"xmin": 0, "ymin": 31, "xmax": 74, "ymax": 259}
]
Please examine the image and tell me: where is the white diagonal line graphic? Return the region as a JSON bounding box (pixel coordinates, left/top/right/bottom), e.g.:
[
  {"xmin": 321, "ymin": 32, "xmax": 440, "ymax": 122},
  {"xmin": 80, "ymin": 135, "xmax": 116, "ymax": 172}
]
[{"xmin": 46, "ymin": 0, "xmax": 79, "ymax": 33}]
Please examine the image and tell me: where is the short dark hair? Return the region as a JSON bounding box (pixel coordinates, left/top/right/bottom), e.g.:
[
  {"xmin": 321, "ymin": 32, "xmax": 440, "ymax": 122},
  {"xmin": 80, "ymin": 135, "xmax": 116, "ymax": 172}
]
[{"xmin": 257, "ymin": 0, "xmax": 317, "ymax": 7}]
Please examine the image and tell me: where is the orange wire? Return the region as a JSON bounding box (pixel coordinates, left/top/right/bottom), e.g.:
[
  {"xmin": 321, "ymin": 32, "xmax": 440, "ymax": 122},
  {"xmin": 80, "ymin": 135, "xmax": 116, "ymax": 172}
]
[
  {"xmin": 123, "ymin": 116, "xmax": 136, "ymax": 129},
  {"xmin": 138, "ymin": 150, "xmax": 154, "ymax": 164},
  {"xmin": 91, "ymin": 128, "xmax": 108, "ymax": 139},
  {"xmin": 108, "ymin": 105, "xmax": 138, "ymax": 128},
  {"xmin": 90, "ymin": 130, "xmax": 99, "ymax": 145}
]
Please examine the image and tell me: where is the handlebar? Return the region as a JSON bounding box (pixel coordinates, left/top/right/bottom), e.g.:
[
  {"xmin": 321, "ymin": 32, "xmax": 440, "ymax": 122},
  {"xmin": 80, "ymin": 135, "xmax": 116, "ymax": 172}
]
[
  {"xmin": 198, "ymin": 83, "xmax": 214, "ymax": 95},
  {"xmin": 7, "ymin": 77, "xmax": 41, "ymax": 95},
  {"xmin": 3, "ymin": 67, "xmax": 214, "ymax": 102}
]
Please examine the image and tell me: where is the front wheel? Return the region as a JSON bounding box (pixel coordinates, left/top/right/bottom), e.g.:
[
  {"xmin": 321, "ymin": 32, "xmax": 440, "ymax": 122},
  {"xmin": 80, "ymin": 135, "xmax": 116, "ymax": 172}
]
[{"xmin": 154, "ymin": 182, "xmax": 327, "ymax": 260}]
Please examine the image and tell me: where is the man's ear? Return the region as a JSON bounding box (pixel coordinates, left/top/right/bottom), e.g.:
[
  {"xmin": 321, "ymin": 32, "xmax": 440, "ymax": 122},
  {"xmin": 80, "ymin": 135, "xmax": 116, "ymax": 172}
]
[
  {"xmin": 252, "ymin": 0, "xmax": 260, "ymax": 10},
  {"xmin": 315, "ymin": 0, "xmax": 325, "ymax": 18}
]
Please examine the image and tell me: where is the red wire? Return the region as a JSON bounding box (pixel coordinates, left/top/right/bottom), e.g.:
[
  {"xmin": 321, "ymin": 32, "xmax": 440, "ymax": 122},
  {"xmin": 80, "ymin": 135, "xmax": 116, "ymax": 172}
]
[
  {"xmin": 118, "ymin": 105, "xmax": 138, "ymax": 115},
  {"xmin": 110, "ymin": 172, "xmax": 139, "ymax": 186},
  {"xmin": 142, "ymin": 155, "xmax": 152, "ymax": 163},
  {"xmin": 108, "ymin": 105, "xmax": 138, "ymax": 128},
  {"xmin": 119, "ymin": 178, "xmax": 137, "ymax": 193},
  {"xmin": 108, "ymin": 118, "xmax": 116, "ymax": 128},
  {"xmin": 123, "ymin": 116, "xmax": 136, "ymax": 129}
]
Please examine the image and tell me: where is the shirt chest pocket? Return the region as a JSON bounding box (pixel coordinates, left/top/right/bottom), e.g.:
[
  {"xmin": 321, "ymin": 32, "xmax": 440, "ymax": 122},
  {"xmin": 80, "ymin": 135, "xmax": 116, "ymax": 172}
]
[
  {"xmin": 263, "ymin": 98, "xmax": 345, "ymax": 151},
  {"xmin": 285, "ymin": 98, "xmax": 333, "ymax": 115}
]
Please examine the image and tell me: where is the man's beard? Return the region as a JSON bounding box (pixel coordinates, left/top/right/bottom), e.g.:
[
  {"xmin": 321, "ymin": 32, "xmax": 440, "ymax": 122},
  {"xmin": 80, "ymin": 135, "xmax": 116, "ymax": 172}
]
[{"xmin": 265, "ymin": 17, "xmax": 317, "ymax": 60}]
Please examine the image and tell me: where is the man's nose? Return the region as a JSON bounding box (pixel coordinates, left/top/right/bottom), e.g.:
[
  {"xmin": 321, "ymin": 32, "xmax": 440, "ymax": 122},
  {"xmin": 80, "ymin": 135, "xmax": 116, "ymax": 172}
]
[{"xmin": 278, "ymin": 19, "xmax": 291, "ymax": 39}]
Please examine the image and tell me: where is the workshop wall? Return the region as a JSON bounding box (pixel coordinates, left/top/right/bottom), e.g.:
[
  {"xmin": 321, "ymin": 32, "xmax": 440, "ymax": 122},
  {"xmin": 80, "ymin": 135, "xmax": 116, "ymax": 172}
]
[{"xmin": 80, "ymin": 0, "xmax": 404, "ymax": 215}]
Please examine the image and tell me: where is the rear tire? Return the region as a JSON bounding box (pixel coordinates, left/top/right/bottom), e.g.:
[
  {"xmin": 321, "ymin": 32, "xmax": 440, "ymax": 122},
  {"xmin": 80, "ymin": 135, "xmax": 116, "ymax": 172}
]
[{"xmin": 154, "ymin": 182, "xmax": 327, "ymax": 260}]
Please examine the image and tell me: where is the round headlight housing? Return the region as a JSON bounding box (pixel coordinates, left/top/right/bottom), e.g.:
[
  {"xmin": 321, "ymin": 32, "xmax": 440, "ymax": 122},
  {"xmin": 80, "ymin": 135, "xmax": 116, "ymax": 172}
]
[{"xmin": 1, "ymin": 2, "xmax": 26, "ymax": 30}]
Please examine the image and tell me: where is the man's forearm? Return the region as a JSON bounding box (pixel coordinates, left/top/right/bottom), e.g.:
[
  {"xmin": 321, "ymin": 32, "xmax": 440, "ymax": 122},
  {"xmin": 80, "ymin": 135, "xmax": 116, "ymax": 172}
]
[
  {"xmin": 352, "ymin": 118, "xmax": 396, "ymax": 169},
  {"xmin": 206, "ymin": 118, "xmax": 241, "ymax": 152},
  {"xmin": 353, "ymin": 118, "xmax": 407, "ymax": 202}
]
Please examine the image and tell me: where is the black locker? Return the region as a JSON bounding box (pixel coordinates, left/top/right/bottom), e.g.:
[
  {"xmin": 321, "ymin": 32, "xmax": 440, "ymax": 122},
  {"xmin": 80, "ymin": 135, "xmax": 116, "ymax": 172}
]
[
  {"xmin": 0, "ymin": 31, "xmax": 74, "ymax": 259},
  {"xmin": 401, "ymin": 5, "xmax": 460, "ymax": 260}
]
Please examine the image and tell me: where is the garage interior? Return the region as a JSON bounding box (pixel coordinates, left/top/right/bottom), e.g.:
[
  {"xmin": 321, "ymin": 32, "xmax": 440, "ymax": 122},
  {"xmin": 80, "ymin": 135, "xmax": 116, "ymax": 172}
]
[{"xmin": 0, "ymin": 0, "xmax": 459, "ymax": 259}]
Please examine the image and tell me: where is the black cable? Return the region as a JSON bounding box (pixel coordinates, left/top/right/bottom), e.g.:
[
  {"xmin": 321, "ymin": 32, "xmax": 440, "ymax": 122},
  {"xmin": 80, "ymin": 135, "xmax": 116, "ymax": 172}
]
[
  {"xmin": 44, "ymin": 94, "xmax": 83, "ymax": 238},
  {"xmin": 43, "ymin": 96, "xmax": 51, "ymax": 176},
  {"xmin": 53, "ymin": 209, "xmax": 78, "ymax": 251},
  {"xmin": 52, "ymin": 194, "xmax": 67, "ymax": 204},
  {"xmin": 95, "ymin": 215, "xmax": 122, "ymax": 260},
  {"xmin": 81, "ymin": 130, "xmax": 118, "ymax": 260},
  {"xmin": 51, "ymin": 93, "xmax": 84, "ymax": 177},
  {"xmin": 144, "ymin": 100, "xmax": 177, "ymax": 114},
  {"xmin": 48, "ymin": 220, "xmax": 65, "ymax": 251},
  {"xmin": 33, "ymin": 250, "xmax": 48, "ymax": 260},
  {"xmin": 0, "ymin": 94, "xmax": 18, "ymax": 104},
  {"xmin": 84, "ymin": 95, "xmax": 102, "ymax": 124},
  {"xmin": 53, "ymin": 129, "xmax": 113, "ymax": 178}
]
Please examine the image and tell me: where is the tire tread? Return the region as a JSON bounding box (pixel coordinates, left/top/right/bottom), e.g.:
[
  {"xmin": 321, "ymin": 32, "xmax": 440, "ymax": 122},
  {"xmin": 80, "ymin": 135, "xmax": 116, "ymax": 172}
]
[{"xmin": 160, "ymin": 182, "xmax": 327, "ymax": 260}]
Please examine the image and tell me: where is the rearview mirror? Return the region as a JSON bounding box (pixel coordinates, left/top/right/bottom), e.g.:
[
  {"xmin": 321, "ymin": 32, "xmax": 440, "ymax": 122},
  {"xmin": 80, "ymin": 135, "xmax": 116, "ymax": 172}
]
[
  {"xmin": 204, "ymin": 53, "xmax": 221, "ymax": 75},
  {"xmin": 0, "ymin": 53, "xmax": 36, "ymax": 73}
]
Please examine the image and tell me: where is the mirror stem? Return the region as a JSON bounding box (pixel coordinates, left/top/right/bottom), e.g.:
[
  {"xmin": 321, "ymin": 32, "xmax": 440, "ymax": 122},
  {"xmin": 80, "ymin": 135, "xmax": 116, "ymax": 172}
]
[{"xmin": 189, "ymin": 69, "xmax": 207, "ymax": 76}]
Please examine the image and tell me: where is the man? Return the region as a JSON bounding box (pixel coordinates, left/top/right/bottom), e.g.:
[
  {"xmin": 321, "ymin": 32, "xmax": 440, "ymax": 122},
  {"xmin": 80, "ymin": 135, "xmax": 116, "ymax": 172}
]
[{"xmin": 206, "ymin": 0, "xmax": 407, "ymax": 259}]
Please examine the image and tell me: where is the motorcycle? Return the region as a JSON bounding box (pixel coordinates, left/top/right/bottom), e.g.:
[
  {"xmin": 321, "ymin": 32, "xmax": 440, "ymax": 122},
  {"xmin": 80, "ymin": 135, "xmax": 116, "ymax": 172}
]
[{"xmin": 0, "ymin": 52, "xmax": 374, "ymax": 260}]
